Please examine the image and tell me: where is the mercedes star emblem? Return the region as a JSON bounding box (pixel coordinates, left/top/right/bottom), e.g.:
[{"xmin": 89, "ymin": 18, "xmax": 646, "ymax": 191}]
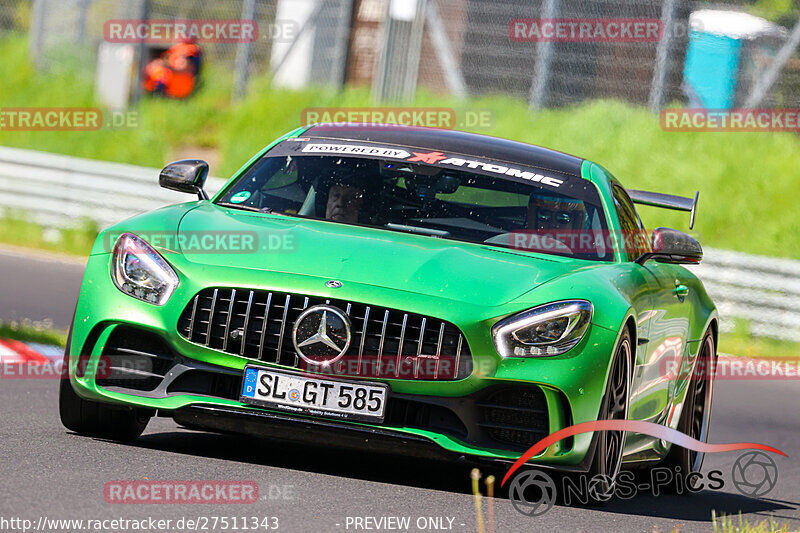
[{"xmin": 292, "ymin": 305, "xmax": 351, "ymax": 366}]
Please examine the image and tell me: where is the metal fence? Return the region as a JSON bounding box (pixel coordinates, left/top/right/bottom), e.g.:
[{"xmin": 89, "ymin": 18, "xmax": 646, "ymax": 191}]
[
  {"xmin": 0, "ymin": 146, "xmax": 797, "ymax": 344},
  {"xmin": 412, "ymin": 0, "xmax": 800, "ymax": 110},
  {"xmin": 411, "ymin": 0, "xmax": 689, "ymax": 109},
  {"xmin": 5, "ymin": 0, "xmax": 799, "ymax": 110},
  {"xmin": 19, "ymin": 0, "xmax": 353, "ymax": 102}
]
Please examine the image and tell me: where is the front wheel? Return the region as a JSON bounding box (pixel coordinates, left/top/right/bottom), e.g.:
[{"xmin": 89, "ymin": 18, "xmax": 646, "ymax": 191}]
[
  {"xmin": 660, "ymin": 329, "xmax": 717, "ymax": 481},
  {"xmin": 587, "ymin": 327, "xmax": 632, "ymax": 501},
  {"xmin": 59, "ymin": 329, "xmax": 150, "ymax": 442}
]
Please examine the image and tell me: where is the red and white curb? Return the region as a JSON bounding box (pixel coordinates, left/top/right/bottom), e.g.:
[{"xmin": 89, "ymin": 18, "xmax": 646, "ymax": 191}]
[
  {"xmin": 0, "ymin": 339, "xmax": 63, "ymax": 377},
  {"xmin": 0, "ymin": 338, "xmax": 53, "ymax": 364}
]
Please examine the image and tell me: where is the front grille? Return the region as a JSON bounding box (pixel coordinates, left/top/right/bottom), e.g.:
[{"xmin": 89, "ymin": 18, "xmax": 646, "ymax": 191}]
[
  {"xmin": 477, "ymin": 387, "xmax": 549, "ymax": 450},
  {"xmin": 97, "ymin": 326, "xmax": 175, "ymax": 391},
  {"xmin": 177, "ymin": 288, "xmax": 472, "ymax": 381}
]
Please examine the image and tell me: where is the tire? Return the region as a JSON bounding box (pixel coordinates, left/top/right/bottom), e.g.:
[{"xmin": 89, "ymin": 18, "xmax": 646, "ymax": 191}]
[
  {"xmin": 660, "ymin": 328, "xmax": 716, "ymax": 490},
  {"xmin": 586, "ymin": 327, "xmax": 632, "ymax": 502},
  {"xmin": 59, "ymin": 327, "xmax": 150, "ymax": 442}
]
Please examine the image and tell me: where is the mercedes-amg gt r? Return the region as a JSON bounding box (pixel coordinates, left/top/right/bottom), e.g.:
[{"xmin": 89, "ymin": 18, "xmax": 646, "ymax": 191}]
[{"xmin": 60, "ymin": 124, "xmax": 717, "ymax": 483}]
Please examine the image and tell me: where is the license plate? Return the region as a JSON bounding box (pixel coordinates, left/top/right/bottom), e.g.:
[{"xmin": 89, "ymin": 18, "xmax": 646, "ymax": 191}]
[{"xmin": 240, "ymin": 366, "xmax": 388, "ymax": 423}]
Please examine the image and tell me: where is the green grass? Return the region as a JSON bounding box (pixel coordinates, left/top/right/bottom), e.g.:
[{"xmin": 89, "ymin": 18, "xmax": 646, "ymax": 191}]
[
  {"xmin": 721, "ymin": 334, "xmax": 800, "ymax": 360},
  {"xmin": 747, "ymin": 0, "xmax": 799, "ymax": 26},
  {"xmin": 0, "ymin": 212, "xmax": 97, "ymax": 256},
  {"xmin": 0, "ymin": 320, "xmax": 67, "ymax": 347},
  {"xmin": 721, "ymin": 320, "xmax": 800, "ymax": 359},
  {"xmin": 712, "ymin": 512, "xmax": 794, "ymax": 533}
]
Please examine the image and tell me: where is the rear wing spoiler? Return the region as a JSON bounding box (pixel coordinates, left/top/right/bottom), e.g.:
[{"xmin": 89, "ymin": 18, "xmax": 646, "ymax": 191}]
[{"xmin": 628, "ymin": 190, "xmax": 699, "ymax": 230}]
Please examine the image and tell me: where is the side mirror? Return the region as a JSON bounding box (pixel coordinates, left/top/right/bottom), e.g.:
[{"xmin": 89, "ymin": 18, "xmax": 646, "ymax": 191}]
[
  {"xmin": 635, "ymin": 227, "xmax": 703, "ymax": 265},
  {"xmin": 159, "ymin": 160, "xmax": 209, "ymax": 200}
]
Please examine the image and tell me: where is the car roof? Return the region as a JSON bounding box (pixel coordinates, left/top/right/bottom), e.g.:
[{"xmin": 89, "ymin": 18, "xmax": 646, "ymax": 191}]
[{"xmin": 304, "ymin": 124, "xmax": 585, "ymax": 178}]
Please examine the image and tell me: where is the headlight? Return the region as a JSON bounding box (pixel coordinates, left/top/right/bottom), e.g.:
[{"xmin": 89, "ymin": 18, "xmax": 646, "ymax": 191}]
[
  {"xmin": 492, "ymin": 300, "xmax": 592, "ymax": 358},
  {"xmin": 111, "ymin": 233, "xmax": 179, "ymax": 305}
]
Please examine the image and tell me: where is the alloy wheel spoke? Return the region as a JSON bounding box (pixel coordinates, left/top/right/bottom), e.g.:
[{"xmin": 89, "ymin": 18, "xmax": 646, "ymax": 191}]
[
  {"xmin": 606, "ymin": 433, "xmax": 621, "ymax": 473},
  {"xmin": 612, "ymin": 393, "xmax": 626, "ymax": 416},
  {"xmin": 695, "ymin": 374, "xmax": 705, "ymax": 395}
]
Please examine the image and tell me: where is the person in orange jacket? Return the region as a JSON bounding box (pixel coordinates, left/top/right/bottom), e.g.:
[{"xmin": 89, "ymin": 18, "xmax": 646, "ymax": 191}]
[
  {"xmin": 142, "ymin": 38, "xmax": 202, "ymax": 99},
  {"xmin": 142, "ymin": 60, "xmax": 172, "ymax": 94}
]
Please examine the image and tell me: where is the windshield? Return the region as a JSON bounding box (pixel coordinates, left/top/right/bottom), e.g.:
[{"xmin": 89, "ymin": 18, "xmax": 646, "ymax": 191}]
[{"xmin": 217, "ymin": 146, "xmax": 612, "ymax": 261}]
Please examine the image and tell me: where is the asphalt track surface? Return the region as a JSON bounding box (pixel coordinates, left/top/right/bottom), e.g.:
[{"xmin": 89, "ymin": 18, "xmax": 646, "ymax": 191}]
[{"xmin": 1, "ymin": 247, "xmax": 799, "ymax": 533}]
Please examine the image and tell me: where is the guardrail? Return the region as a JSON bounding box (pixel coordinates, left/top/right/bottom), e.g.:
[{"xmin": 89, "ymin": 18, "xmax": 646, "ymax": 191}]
[
  {"xmin": 0, "ymin": 146, "xmax": 798, "ymax": 343},
  {"xmin": 687, "ymin": 249, "xmax": 800, "ymax": 343},
  {"xmin": 0, "ymin": 146, "xmax": 225, "ymax": 230}
]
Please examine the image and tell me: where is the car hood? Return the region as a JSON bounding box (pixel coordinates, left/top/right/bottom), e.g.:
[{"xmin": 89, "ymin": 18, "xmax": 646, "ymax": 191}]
[{"xmin": 174, "ymin": 203, "xmax": 583, "ymax": 306}]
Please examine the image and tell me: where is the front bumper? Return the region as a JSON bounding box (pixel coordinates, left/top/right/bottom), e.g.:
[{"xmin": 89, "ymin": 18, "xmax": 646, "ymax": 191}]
[
  {"xmin": 67, "ymin": 251, "xmax": 620, "ymax": 466},
  {"xmin": 170, "ymin": 404, "xmax": 593, "ymax": 473}
]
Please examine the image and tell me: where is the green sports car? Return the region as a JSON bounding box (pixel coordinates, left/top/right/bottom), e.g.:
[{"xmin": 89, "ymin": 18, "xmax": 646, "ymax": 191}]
[{"xmin": 60, "ymin": 124, "xmax": 718, "ymax": 483}]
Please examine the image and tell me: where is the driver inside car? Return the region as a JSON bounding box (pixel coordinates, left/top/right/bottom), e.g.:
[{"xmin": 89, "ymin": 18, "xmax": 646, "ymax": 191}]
[
  {"xmin": 318, "ymin": 158, "xmax": 378, "ymax": 224},
  {"xmin": 528, "ymin": 192, "xmax": 587, "ymax": 230},
  {"xmin": 526, "ymin": 192, "xmax": 588, "ymax": 253},
  {"xmin": 326, "ymin": 181, "xmax": 365, "ymax": 223}
]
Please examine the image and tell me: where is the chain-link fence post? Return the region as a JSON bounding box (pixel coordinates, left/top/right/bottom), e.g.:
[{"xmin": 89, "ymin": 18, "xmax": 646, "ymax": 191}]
[
  {"xmin": 648, "ymin": 0, "xmax": 676, "ymax": 112},
  {"xmin": 232, "ymin": 0, "xmax": 257, "ymax": 102},
  {"xmin": 425, "ymin": 0, "xmax": 466, "ymax": 98},
  {"xmin": 528, "ymin": 0, "xmax": 559, "ymax": 110},
  {"xmin": 28, "ymin": 0, "xmax": 46, "ymax": 69},
  {"xmin": 76, "ymin": 0, "xmax": 89, "ymax": 43},
  {"xmin": 328, "ymin": 0, "xmax": 354, "ymax": 86},
  {"xmin": 130, "ymin": 0, "xmax": 150, "ymax": 106},
  {"xmin": 372, "ymin": 0, "xmax": 427, "ymax": 104}
]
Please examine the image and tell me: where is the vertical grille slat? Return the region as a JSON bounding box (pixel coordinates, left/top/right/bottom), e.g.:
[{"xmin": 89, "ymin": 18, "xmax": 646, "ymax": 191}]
[
  {"xmin": 222, "ymin": 289, "xmax": 237, "ymax": 352},
  {"xmin": 358, "ymin": 306, "xmax": 370, "ymax": 373},
  {"xmin": 178, "ymin": 288, "xmax": 471, "ymax": 381},
  {"xmin": 435, "ymin": 322, "xmax": 445, "ymax": 379},
  {"xmin": 276, "ymin": 294, "xmax": 291, "ymax": 364},
  {"xmin": 205, "ymin": 289, "xmax": 219, "ymax": 345},
  {"xmin": 396, "ymin": 313, "xmax": 408, "ymax": 378},
  {"xmin": 188, "ymin": 295, "xmax": 199, "ymax": 340},
  {"xmin": 415, "ymin": 317, "xmax": 426, "ymax": 379},
  {"xmin": 377, "ymin": 309, "xmax": 389, "ymax": 373},
  {"xmin": 258, "ymin": 293, "xmax": 273, "ymax": 361},
  {"xmin": 296, "ymin": 297, "xmax": 310, "ymax": 366},
  {"xmin": 240, "ymin": 290, "xmax": 254, "ymax": 356},
  {"xmin": 455, "ymin": 335, "xmax": 463, "ymax": 380}
]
